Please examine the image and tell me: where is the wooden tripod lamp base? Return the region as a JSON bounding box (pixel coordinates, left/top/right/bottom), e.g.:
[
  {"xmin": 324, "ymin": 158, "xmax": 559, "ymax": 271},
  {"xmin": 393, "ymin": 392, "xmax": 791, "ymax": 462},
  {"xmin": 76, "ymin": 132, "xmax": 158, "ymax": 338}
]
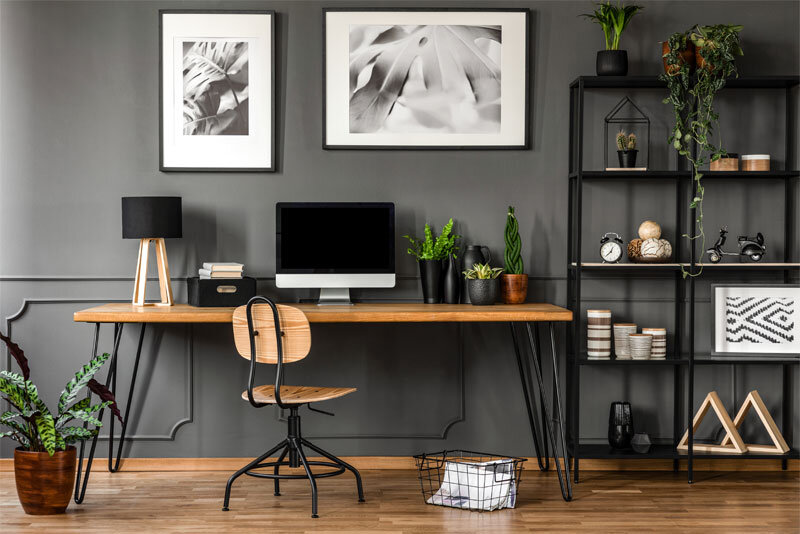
[{"xmin": 132, "ymin": 238, "xmax": 174, "ymax": 307}]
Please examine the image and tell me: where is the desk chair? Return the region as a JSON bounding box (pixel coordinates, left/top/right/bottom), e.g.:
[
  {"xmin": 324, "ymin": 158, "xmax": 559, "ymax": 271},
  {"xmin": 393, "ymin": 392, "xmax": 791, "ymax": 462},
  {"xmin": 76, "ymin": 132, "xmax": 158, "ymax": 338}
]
[{"xmin": 222, "ymin": 296, "xmax": 364, "ymax": 517}]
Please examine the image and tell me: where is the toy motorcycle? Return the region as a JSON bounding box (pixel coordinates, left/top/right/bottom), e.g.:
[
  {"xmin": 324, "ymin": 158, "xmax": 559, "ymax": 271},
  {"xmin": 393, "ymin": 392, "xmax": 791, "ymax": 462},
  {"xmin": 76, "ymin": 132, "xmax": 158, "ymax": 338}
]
[{"xmin": 707, "ymin": 227, "xmax": 765, "ymax": 263}]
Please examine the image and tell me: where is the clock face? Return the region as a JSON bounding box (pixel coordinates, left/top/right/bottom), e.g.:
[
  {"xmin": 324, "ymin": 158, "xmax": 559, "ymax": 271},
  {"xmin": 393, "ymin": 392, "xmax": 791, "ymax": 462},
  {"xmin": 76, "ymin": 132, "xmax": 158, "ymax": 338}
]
[{"xmin": 600, "ymin": 241, "xmax": 623, "ymax": 263}]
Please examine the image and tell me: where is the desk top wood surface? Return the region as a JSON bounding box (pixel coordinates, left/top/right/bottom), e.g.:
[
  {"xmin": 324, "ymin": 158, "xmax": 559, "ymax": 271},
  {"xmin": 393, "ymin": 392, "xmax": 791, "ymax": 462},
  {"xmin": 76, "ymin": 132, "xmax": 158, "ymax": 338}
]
[{"xmin": 73, "ymin": 302, "xmax": 572, "ymax": 324}]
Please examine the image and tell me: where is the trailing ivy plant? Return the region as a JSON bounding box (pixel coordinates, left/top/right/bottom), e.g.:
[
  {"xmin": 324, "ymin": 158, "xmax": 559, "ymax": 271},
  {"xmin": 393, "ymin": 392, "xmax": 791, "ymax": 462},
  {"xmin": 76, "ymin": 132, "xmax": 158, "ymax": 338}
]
[
  {"xmin": 403, "ymin": 218, "xmax": 460, "ymax": 261},
  {"xmin": 660, "ymin": 24, "xmax": 743, "ymax": 278},
  {"xmin": 0, "ymin": 331, "xmax": 121, "ymax": 456}
]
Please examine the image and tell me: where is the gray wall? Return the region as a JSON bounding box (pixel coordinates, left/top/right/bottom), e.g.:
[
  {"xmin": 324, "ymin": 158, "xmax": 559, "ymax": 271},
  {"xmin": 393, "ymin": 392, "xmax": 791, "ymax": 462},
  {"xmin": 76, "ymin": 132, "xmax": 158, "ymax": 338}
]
[{"xmin": 1, "ymin": 0, "xmax": 798, "ymax": 460}]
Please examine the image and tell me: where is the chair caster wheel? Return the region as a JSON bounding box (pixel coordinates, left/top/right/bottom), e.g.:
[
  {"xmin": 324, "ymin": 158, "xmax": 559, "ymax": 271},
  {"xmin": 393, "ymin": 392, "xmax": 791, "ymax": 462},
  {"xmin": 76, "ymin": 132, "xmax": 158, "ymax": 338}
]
[{"xmin": 311, "ymin": 514, "xmax": 319, "ymax": 519}]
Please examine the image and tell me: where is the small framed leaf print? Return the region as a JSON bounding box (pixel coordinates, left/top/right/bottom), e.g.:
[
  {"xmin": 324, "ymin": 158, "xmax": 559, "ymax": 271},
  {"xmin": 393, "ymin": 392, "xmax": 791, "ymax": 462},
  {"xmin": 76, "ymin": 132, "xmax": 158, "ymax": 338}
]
[
  {"xmin": 323, "ymin": 8, "xmax": 530, "ymax": 150},
  {"xmin": 160, "ymin": 10, "xmax": 275, "ymax": 171}
]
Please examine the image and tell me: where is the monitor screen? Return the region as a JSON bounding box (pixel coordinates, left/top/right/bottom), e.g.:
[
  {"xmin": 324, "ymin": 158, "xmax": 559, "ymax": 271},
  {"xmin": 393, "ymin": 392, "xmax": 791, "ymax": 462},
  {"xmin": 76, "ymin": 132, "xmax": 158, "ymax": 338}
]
[{"xmin": 276, "ymin": 202, "xmax": 395, "ymax": 274}]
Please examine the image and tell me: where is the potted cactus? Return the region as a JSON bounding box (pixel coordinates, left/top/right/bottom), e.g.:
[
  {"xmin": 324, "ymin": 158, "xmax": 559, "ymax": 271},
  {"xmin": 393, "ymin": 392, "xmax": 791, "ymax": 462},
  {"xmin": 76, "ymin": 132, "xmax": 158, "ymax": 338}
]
[
  {"xmin": 463, "ymin": 263, "xmax": 504, "ymax": 305},
  {"xmin": 616, "ymin": 130, "xmax": 638, "ymax": 167},
  {"xmin": 501, "ymin": 206, "xmax": 528, "ymax": 304}
]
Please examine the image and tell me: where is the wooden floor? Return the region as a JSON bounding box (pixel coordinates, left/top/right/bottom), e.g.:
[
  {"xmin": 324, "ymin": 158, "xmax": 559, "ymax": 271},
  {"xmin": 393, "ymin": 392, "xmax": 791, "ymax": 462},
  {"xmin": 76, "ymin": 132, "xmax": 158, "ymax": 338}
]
[{"xmin": 1, "ymin": 469, "xmax": 798, "ymax": 533}]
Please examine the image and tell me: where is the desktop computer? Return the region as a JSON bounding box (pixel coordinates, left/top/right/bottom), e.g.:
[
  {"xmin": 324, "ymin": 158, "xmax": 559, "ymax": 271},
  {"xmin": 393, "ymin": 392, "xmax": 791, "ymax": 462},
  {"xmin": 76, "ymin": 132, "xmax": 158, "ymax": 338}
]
[{"xmin": 275, "ymin": 202, "xmax": 395, "ymax": 304}]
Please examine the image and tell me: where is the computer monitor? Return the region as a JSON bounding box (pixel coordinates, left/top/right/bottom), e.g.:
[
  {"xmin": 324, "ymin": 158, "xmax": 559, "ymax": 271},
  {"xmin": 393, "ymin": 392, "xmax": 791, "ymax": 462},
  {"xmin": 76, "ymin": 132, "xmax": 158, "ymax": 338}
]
[{"xmin": 276, "ymin": 202, "xmax": 395, "ymax": 304}]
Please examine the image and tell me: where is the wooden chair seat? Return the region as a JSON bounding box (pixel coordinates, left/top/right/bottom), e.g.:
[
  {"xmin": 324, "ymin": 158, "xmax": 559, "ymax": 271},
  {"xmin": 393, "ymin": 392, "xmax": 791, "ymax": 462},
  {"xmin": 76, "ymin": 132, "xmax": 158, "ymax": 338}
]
[{"xmin": 243, "ymin": 385, "xmax": 356, "ymax": 405}]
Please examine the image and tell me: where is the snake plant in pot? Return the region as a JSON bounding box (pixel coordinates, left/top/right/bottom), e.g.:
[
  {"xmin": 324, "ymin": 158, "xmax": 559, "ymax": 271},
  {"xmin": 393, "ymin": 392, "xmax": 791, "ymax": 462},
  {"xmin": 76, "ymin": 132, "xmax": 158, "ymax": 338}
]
[
  {"xmin": 404, "ymin": 218, "xmax": 459, "ymax": 303},
  {"xmin": 0, "ymin": 332, "xmax": 121, "ymax": 514},
  {"xmin": 501, "ymin": 206, "xmax": 528, "ymax": 304}
]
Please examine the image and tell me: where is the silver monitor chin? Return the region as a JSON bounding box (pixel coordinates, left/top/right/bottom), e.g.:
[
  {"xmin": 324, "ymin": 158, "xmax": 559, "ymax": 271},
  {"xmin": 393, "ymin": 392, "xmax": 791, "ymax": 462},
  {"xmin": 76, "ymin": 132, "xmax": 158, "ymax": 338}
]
[{"xmin": 275, "ymin": 273, "xmax": 396, "ymax": 305}]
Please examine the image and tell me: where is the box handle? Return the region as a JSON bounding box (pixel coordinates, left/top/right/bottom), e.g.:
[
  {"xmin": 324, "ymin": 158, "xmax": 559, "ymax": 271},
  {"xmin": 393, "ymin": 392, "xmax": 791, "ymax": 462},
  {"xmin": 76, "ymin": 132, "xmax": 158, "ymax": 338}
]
[{"xmin": 216, "ymin": 285, "xmax": 238, "ymax": 294}]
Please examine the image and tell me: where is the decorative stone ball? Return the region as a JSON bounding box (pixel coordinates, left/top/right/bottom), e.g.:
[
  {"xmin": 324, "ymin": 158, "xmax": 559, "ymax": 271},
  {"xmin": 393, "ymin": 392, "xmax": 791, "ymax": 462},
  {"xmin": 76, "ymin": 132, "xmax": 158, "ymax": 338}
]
[
  {"xmin": 638, "ymin": 220, "xmax": 662, "ymax": 240},
  {"xmin": 640, "ymin": 238, "xmax": 672, "ymax": 260},
  {"xmin": 627, "ymin": 239, "xmax": 643, "ymax": 260}
]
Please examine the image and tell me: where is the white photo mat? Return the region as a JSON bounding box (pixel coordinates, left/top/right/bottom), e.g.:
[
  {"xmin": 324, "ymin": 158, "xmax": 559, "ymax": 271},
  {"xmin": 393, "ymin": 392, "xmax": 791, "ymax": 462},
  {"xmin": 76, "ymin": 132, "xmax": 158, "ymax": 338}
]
[
  {"xmin": 324, "ymin": 9, "xmax": 529, "ymax": 148},
  {"xmin": 712, "ymin": 285, "xmax": 800, "ymax": 355},
  {"xmin": 160, "ymin": 11, "xmax": 274, "ymax": 171}
]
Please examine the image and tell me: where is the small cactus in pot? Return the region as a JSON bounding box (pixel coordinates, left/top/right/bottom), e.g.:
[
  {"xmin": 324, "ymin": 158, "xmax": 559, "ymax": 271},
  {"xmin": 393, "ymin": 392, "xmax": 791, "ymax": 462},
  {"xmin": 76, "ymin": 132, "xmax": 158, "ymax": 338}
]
[{"xmin": 616, "ymin": 130, "xmax": 639, "ymax": 168}]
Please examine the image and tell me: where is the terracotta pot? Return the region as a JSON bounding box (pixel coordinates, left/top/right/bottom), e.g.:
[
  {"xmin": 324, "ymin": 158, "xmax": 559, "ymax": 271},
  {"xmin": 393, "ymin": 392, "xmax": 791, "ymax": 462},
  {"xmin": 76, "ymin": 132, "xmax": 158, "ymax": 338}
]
[
  {"xmin": 661, "ymin": 41, "xmax": 695, "ymax": 75},
  {"xmin": 500, "ymin": 274, "xmax": 528, "ymax": 304},
  {"xmin": 14, "ymin": 446, "xmax": 77, "ymax": 515}
]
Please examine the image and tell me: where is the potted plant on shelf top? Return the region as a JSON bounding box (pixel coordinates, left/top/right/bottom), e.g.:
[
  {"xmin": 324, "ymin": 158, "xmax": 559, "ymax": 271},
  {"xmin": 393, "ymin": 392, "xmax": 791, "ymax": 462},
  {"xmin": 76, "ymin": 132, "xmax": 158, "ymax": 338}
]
[
  {"xmin": 581, "ymin": 1, "xmax": 643, "ymax": 76},
  {"xmin": 463, "ymin": 263, "xmax": 504, "ymax": 306},
  {"xmin": 501, "ymin": 206, "xmax": 528, "ymax": 304},
  {"xmin": 404, "ymin": 218, "xmax": 459, "ymax": 303},
  {"xmin": 660, "ymin": 24, "xmax": 743, "ymax": 278},
  {"xmin": 616, "ymin": 130, "xmax": 638, "ymax": 168},
  {"xmin": 1, "ymin": 331, "xmax": 121, "ymax": 515}
]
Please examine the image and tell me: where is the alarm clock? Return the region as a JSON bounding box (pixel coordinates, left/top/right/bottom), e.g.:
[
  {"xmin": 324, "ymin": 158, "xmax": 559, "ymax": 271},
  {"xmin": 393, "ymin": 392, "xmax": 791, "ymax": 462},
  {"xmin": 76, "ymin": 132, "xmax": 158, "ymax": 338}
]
[{"xmin": 600, "ymin": 233, "xmax": 624, "ymax": 263}]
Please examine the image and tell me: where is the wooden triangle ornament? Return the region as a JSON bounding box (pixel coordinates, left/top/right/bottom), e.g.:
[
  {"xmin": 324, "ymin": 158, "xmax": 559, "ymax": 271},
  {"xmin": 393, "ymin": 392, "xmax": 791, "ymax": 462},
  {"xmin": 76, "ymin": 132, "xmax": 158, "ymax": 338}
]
[
  {"xmin": 677, "ymin": 391, "xmax": 747, "ymax": 453},
  {"xmin": 719, "ymin": 390, "xmax": 790, "ymax": 454}
]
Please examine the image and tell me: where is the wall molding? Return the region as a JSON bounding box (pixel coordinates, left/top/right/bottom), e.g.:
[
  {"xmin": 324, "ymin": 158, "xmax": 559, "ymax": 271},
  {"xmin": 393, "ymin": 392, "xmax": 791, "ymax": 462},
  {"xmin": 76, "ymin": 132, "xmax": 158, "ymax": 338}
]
[
  {"xmin": 4, "ymin": 298, "xmax": 194, "ymax": 442},
  {"xmin": 0, "ymin": 274, "xmax": 569, "ymax": 282}
]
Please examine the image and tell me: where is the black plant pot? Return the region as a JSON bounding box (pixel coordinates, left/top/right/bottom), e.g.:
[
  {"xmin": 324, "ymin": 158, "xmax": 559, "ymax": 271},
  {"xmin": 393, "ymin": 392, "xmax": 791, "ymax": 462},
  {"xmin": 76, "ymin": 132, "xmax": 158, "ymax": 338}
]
[
  {"xmin": 617, "ymin": 149, "xmax": 638, "ymax": 168},
  {"xmin": 596, "ymin": 50, "xmax": 628, "ymax": 76},
  {"xmin": 608, "ymin": 401, "xmax": 634, "ymax": 449},
  {"xmin": 467, "ymin": 279, "xmax": 498, "ymax": 306},
  {"xmin": 419, "ymin": 260, "xmax": 442, "ymax": 304},
  {"xmin": 443, "ymin": 255, "xmax": 461, "ymax": 304}
]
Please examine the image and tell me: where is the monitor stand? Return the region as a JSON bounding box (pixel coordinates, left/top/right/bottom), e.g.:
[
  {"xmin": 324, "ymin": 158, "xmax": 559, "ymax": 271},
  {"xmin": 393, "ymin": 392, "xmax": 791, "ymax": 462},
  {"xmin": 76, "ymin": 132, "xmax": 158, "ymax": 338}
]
[{"xmin": 317, "ymin": 288, "xmax": 353, "ymax": 305}]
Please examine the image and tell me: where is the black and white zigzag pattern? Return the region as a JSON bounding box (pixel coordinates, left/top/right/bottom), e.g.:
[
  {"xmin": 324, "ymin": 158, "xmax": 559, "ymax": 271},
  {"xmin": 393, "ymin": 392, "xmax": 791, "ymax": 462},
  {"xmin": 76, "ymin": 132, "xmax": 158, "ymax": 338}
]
[{"xmin": 725, "ymin": 297, "xmax": 795, "ymax": 344}]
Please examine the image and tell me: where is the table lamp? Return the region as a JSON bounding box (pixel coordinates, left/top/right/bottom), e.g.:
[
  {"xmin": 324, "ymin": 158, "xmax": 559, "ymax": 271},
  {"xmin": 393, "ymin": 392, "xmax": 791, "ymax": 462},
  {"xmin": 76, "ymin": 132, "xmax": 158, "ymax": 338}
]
[{"xmin": 122, "ymin": 197, "xmax": 182, "ymax": 306}]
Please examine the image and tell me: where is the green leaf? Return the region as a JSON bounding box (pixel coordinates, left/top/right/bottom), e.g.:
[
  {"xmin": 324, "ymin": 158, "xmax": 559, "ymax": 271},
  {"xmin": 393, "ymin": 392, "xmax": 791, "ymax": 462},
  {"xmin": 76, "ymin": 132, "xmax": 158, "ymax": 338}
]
[
  {"xmin": 0, "ymin": 377, "xmax": 27, "ymax": 412},
  {"xmin": 35, "ymin": 414, "xmax": 56, "ymax": 455},
  {"xmin": 58, "ymin": 352, "xmax": 110, "ymax": 414},
  {"xmin": 61, "ymin": 425, "xmax": 97, "ymax": 444}
]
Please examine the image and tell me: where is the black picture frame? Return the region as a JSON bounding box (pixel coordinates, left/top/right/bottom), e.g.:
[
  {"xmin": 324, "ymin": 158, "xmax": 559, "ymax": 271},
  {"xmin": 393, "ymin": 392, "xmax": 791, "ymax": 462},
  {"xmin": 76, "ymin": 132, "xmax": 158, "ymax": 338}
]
[
  {"xmin": 322, "ymin": 7, "xmax": 531, "ymax": 151},
  {"xmin": 159, "ymin": 10, "xmax": 277, "ymax": 172},
  {"xmin": 710, "ymin": 283, "xmax": 800, "ymax": 358}
]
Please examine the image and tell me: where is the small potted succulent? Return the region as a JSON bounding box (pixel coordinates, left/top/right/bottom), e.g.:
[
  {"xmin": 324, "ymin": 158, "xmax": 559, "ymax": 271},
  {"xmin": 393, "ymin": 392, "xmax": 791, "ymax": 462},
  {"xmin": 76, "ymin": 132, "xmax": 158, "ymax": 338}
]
[
  {"xmin": 501, "ymin": 206, "xmax": 528, "ymax": 304},
  {"xmin": 581, "ymin": 1, "xmax": 644, "ymax": 76},
  {"xmin": 463, "ymin": 263, "xmax": 504, "ymax": 306},
  {"xmin": 616, "ymin": 130, "xmax": 638, "ymax": 167},
  {"xmin": 404, "ymin": 218, "xmax": 459, "ymax": 303},
  {"xmin": 1, "ymin": 332, "xmax": 121, "ymax": 515}
]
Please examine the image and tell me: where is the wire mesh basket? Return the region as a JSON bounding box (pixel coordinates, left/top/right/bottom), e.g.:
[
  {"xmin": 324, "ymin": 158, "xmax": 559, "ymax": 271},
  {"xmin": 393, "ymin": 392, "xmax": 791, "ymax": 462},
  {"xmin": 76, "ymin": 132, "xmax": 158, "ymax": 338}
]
[{"xmin": 414, "ymin": 450, "xmax": 526, "ymax": 511}]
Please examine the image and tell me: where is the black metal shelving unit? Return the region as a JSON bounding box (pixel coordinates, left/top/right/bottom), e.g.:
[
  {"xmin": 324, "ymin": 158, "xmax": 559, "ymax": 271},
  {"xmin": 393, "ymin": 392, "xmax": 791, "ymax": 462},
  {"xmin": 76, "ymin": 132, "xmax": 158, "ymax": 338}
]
[{"xmin": 566, "ymin": 75, "xmax": 800, "ymax": 484}]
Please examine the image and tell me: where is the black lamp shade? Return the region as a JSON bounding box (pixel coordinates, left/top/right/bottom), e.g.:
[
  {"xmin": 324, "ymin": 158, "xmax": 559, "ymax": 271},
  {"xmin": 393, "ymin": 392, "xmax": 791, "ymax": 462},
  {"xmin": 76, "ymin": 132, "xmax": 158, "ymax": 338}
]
[{"xmin": 121, "ymin": 197, "xmax": 182, "ymax": 239}]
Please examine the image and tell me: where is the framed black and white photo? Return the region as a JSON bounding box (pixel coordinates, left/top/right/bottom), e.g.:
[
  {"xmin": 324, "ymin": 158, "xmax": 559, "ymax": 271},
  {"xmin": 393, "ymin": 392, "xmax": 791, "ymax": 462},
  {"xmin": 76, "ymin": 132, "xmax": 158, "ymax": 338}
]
[
  {"xmin": 160, "ymin": 10, "xmax": 275, "ymax": 171},
  {"xmin": 323, "ymin": 8, "xmax": 529, "ymax": 149},
  {"xmin": 711, "ymin": 284, "xmax": 800, "ymax": 357}
]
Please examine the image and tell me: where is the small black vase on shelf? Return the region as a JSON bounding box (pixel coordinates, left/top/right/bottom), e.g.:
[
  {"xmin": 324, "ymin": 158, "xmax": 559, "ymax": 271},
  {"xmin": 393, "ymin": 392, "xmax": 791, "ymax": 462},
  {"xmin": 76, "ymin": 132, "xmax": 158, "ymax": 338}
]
[
  {"xmin": 443, "ymin": 254, "xmax": 461, "ymax": 304},
  {"xmin": 608, "ymin": 401, "xmax": 634, "ymax": 449},
  {"xmin": 419, "ymin": 259, "xmax": 442, "ymax": 304},
  {"xmin": 596, "ymin": 50, "xmax": 628, "ymax": 76}
]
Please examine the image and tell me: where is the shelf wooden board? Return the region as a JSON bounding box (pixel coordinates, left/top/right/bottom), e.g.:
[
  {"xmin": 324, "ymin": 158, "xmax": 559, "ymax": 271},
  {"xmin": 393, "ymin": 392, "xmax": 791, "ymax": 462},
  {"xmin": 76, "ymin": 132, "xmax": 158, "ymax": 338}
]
[
  {"xmin": 576, "ymin": 356, "xmax": 688, "ymax": 366},
  {"xmin": 74, "ymin": 302, "xmax": 573, "ymax": 324},
  {"xmin": 570, "ymin": 75, "xmax": 800, "ymax": 89},
  {"xmin": 569, "ymin": 170, "xmax": 799, "ymax": 180},
  {"xmin": 571, "ymin": 262, "xmax": 799, "ymax": 271}
]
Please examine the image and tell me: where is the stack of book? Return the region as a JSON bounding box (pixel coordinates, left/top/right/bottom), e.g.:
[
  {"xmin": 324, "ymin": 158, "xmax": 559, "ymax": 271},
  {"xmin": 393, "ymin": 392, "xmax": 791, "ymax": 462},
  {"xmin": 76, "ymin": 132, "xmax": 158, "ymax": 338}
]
[{"xmin": 198, "ymin": 262, "xmax": 244, "ymax": 279}]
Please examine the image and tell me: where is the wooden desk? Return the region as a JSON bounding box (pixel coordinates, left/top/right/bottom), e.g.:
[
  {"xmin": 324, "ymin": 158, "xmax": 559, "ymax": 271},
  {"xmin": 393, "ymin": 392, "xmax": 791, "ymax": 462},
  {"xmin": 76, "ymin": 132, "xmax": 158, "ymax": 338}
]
[{"xmin": 72, "ymin": 302, "xmax": 574, "ymax": 502}]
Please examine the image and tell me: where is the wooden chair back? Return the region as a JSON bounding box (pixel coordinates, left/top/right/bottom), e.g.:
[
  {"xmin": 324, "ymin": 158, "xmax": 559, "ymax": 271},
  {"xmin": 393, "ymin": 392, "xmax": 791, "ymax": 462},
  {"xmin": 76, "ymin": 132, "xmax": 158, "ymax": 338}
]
[{"xmin": 232, "ymin": 303, "xmax": 311, "ymax": 364}]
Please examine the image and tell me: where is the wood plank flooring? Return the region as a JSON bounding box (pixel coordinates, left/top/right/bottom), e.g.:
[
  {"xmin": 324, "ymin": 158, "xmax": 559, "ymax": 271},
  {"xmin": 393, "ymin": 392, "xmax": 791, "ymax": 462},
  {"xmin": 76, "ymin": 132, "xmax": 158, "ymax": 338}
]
[{"xmin": 1, "ymin": 469, "xmax": 798, "ymax": 533}]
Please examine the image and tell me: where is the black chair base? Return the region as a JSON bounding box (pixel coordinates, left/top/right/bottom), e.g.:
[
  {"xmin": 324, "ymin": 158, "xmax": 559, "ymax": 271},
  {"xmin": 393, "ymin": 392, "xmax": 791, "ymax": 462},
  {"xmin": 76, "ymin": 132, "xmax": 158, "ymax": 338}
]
[{"xmin": 222, "ymin": 407, "xmax": 365, "ymax": 518}]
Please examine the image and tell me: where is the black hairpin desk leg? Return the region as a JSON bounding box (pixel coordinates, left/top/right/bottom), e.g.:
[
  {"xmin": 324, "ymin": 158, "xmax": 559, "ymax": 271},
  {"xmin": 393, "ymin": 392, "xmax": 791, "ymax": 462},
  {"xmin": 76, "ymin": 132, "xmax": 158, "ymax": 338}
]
[
  {"xmin": 109, "ymin": 323, "xmax": 146, "ymax": 473},
  {"xmin": 510, "ymin": 323, "xmax": 548, "ymax": 471}
]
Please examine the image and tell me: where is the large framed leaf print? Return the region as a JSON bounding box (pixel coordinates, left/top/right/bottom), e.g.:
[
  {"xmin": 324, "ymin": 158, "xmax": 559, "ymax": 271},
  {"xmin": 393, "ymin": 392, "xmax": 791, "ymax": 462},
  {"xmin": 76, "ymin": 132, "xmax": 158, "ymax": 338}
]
[
  {"xmin": 160, "ymin": 11, "xmax": 275, "ymax": 171},
  {"xmin": 323, "ymin": 8, "xmax": 529, "ymax": 149}
]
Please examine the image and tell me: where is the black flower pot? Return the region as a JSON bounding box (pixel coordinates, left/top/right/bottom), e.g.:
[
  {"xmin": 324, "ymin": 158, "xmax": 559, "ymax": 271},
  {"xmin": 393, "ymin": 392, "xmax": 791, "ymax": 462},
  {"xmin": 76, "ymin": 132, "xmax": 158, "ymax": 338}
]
[
  {"xmin": 596, "ymin": 50, "xmax": 628, "ymax": 76},
  {"xmin": 617, "ymin": 149, "xmax": 638, "ymax": 168},
  {"xmin": 419, "ymin": 260, "xmax": 442, "ymax": 304},
  {"xmin": 608, "ymin": 401, "xmax": 634, "ymax": 449},
  {"xmin": 467, "ymin": 279, "xmax": 498, "ymax": 306}
]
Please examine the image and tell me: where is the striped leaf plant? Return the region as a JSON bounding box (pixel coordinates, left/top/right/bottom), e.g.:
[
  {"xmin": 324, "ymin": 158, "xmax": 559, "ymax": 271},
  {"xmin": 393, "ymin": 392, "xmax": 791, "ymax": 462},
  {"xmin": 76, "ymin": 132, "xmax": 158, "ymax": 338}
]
[{"xmin": 0, "ymin": 331, "xmax": 121, "ymax": 456}]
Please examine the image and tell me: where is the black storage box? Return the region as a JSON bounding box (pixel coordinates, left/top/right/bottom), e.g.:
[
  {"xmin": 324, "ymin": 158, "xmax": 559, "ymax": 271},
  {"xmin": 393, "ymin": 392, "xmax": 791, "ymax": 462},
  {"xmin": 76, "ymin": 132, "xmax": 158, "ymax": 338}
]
[{"xmin": 187, "ymin": 276, "xmax": 257, "ymax": 307}]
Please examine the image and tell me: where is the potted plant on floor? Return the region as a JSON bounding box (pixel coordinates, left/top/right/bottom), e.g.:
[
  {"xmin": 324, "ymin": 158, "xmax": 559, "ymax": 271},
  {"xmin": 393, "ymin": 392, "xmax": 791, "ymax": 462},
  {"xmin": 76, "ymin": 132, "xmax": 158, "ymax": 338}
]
[
  {"xmin": 463, "ymin": 263, "xmax": 504, "ymax": 306},
  {"xmin": 660, "ymin": 24, "xmax": 742, "ymax": 278},
  {"xmin": 404, "ymin": 218, "xmax": 459, "ymax": 303},
  {"xmin": 581, "ymin": 1, "xmax": 644, "ymax": 76},
  {"xmin": 616, "ymin": 130, "xmax": 638, "ymax": 167},
  {"xmin": 0, "ymin": 332, "xmax": 121, "ymax": 515},
  {"xmin": 501, "ymin": 206, "xmax": 528, "ymax": 304}
]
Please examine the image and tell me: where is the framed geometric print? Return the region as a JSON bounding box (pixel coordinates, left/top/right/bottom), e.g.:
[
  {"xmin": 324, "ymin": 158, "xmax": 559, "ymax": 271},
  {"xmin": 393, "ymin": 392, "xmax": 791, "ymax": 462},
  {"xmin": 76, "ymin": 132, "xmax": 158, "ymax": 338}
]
[
  {"xmin": 711, "ymin": 284, "xmax": 800, "ymax": 357},
  {"xmin": 323, "ymin": 8, "xmax": 530, "ymax": 150},
  {"xmin": 160, "ymin": 10, "xmax": 275, "ymax": 171}
]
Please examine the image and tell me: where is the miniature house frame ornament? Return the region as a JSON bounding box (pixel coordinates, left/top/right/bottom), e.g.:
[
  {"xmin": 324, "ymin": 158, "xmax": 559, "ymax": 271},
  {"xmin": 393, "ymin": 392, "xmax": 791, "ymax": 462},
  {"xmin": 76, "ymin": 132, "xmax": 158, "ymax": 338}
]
[{"xmin": 604, "ymin": 96, "xmax": 650, "ymax": 170}]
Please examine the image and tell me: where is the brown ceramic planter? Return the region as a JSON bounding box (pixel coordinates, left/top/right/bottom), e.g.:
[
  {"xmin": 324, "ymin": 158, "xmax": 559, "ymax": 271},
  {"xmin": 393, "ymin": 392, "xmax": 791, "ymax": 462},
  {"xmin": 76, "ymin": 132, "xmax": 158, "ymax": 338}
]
[
  {"xmin": 661, "ymin": 41, "xmax": 695, "ymax": 75},
  {"xmin": 14, "ymin": 446, "xmax": 77, "ymax": 515},
  {"xmin": 500, "ymin": 274, "xmax": 528, "ymax": 304}
]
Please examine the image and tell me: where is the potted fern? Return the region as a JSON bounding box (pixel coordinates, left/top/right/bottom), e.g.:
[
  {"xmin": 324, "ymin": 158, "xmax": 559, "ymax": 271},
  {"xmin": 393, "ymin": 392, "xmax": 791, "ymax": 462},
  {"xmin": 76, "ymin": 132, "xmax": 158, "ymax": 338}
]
[
  {"xmin": 403, "ymin": 218, "xmax": 459, "ymax": 303},
  {"xmin": 463, "ymin": 263, "xmax": 504, "ymax": 306},
  {"xmin": 1, "ymin": 332, "xmax": 121, "ymax": 515},
  {"xmin": 581, "ymin": 1, "xmax": 643, "ymax": 76},
  {"xmin": 616, "ymin": 130, "xmax": 638, "ymax": 167},
  {"xmin": 501, "ymin": 206, "xmax": 528, "ymax": 304}
]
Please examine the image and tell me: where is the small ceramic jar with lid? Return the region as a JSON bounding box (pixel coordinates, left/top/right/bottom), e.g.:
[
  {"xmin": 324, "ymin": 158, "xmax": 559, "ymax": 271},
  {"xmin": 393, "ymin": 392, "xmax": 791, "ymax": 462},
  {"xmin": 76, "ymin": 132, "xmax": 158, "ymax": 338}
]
[
  {"xmin": 710, "ymin": 153, "xmax": 739, "ymax": 171},
  {"xmin": 741, "ymin": 154, "xmax": 770, "ymax": 171}
]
